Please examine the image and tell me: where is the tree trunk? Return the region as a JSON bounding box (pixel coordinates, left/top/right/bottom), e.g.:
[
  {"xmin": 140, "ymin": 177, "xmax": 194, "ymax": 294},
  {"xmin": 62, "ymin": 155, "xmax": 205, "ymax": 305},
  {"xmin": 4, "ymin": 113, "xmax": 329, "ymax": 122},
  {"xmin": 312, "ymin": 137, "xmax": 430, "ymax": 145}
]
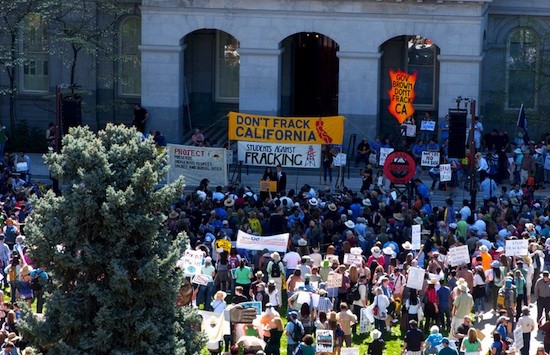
[{"xmin": 70, "ymin": 44, "xmax": 80, "ymax": 86}]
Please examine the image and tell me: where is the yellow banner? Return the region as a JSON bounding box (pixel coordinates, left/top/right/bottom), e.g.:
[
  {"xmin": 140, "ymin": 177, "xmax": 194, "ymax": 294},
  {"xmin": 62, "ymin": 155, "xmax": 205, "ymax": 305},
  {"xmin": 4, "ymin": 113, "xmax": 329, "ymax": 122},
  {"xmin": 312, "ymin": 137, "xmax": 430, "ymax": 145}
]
[{"xmin": 228, "ymin": 112, "xmax": 344, "ymax": 144}]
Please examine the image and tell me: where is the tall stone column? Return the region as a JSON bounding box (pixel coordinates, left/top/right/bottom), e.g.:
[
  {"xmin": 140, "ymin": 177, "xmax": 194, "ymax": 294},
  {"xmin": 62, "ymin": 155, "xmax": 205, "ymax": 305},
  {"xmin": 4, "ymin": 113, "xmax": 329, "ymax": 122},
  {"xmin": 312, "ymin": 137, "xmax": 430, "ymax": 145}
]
[
  {"xmin": 437, "ymin": 54, "xmax": 483, "ymax": 116},
  {"xmin": 337, "ymin": 51, "xmax": 381, "ymax": 142},
  {"xmin": 238, "ymin": 48, "xmax": 283, "ymax": 115},
  {"xmin": 139, "ymin": 44, "xmax": 185, "ymax": 143}
]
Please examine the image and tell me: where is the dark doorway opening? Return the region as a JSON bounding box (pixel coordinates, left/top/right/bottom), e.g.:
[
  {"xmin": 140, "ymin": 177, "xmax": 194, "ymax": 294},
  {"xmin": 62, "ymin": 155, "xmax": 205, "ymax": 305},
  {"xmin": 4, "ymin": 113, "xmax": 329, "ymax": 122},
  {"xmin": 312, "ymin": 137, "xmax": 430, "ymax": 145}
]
[{"xmin": 280, "ymin": 32, "xmax": 339, "ymax": 116}]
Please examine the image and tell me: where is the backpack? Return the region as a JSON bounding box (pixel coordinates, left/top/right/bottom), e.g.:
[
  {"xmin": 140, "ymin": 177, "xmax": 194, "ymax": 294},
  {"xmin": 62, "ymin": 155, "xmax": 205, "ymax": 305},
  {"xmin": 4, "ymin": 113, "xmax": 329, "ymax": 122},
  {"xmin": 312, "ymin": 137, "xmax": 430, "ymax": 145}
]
[
  {"xmin": 291, "ymin": 320, "xmax": 304, "ymax": 343},
  {"xmin": 348, "ymin": 283, "xmax": 361, "ymax": 302},
  {"xmin": 271, "ymin": 261, "xmax": 281, "ymax": 278},
  {"xmin": 4, "ymin": 226, "xmax": 16, "ymax": 244}
]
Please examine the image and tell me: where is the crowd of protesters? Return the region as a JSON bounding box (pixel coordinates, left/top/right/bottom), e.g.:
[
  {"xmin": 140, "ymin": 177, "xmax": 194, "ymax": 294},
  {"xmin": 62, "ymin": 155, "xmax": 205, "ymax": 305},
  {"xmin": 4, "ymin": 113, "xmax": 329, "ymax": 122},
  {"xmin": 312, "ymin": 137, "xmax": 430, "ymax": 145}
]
[{"xmin": 173, "ymin": 123, "xmax": 550, "ymax": 355}]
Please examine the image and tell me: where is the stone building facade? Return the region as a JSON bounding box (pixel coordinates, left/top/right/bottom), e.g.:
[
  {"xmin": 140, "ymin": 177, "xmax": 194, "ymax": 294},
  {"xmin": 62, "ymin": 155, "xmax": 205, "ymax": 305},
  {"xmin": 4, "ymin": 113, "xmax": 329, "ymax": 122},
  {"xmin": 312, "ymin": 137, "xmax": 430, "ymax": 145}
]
[{"xmin": 1, "ymin": 0, "xmax": 548, "ymax": 144}]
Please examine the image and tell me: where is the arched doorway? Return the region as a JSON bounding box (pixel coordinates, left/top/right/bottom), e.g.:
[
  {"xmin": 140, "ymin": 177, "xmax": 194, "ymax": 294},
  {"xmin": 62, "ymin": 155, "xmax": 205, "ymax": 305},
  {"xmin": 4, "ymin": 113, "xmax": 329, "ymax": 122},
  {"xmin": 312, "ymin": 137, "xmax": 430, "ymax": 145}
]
[
  {"xmin": 182, "ymin": 29, "xmax": 240, "ymax": 129},
  {"xmin": 379, "ymin": 35, "xmax": 440, "ymax": 140},
  {"xmin": 280, "ymin": 32, "xmax": 339, "ymax": 116}
]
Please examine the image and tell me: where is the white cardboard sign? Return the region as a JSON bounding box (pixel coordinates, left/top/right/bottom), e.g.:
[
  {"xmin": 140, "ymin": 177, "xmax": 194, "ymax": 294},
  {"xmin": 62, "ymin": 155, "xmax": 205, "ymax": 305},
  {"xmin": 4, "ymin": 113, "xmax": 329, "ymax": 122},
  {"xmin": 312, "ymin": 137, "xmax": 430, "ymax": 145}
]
[
  {"xmin": 406, "ymin": 267, "xmax": 425, "ymax": 290},
  {"xmin": 448, "ymin": 245, "xmax": 470, "ymax": 267},
  {"xmin": 421, "ymin": 151, "xmax": 440, "ymax": 167},
  {"xmin": 412, "ymin": 225, "xmax": 421, "ymax": 250},
  {"xmin": 440, "ymin": 164, "xmax": 452, "ymax": 182},
  {"xmin": 379, "ymin": 147, "xmax": 394, "ymax": 166},
  {"xmin": 505, "ymin": 239, "xmax": 528, "ymax": 256}
]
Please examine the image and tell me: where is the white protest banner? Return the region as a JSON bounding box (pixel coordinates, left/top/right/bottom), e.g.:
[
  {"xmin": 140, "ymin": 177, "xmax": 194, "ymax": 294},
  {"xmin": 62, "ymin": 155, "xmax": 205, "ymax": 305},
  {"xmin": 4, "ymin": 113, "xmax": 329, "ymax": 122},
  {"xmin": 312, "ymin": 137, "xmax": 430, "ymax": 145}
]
[
  {"xmin": 360, "ymin": 308, "xmax": 370, "ymax": 334},
  {"xmin": 412, "ymin": 225, "xmax": 421, "ymax": 250},
  {"xmin": 545, "ymin": 155, "xmax": 550, "ymax": 170},
  {"xmin": 237, "ymin": 141, "xmax": 321, "ymax": 168},
  {"xmin": 448, "ymin": 245, "xmax": 470, "ymax": 267},
  {"xmin": 236, "ymin": 230, "xmax": 289, "ymax": 253},
  {"xmin": 341, "ymin": 349, "xmax": 360, "ymax": 355},
  {"xmin": 403, "ymin": 124, "xmax": 416, "ymax": 137},
  {"xmin": 505, "ymin": 239, "xmax": 529, "ymax": 256},
  {"xmin": 421, "ymin": 151, "xmax": 440, "ymax": 167},
  {"xmin": 167, "ymin": 144, "xmax": 227, "ymax": 186},
  {"xmin": 440, "ymin": 163, "xmax": 452, "ymax": 182},
  {"xmin": 344, "ymin": 253, "xmax": 362, "ymax": 266},
  {"xmin": 406, "ymin": 267, "xmax": 425, "ymax": 290},
  {"xmin": 333, "ymin": 153, "xmax": 347, "ymax": 167},
  {"xmin": 421, "ymin": 121, "xmax": 436, "ymax": 131},
  {"xmin": 316, "ymin": 329, "xmax": 334, "ymax": 353},
  {"xmin": 327, "ymin": 273, "xmax": 343, "ymax": 289},
  {"xmin": 178, "ymin": 249, "xmax": 204, "ymax": 275},
  {"xmin": 192, "ymin": 274, "xmax": 209, "ymax": 286},
  {"xmin": 379, "ymin": 147, "xmax": 394, "ymax": 166},
  {"xmin": 240, "ymin": 301, "xmax": 262, "ymax": 315}
]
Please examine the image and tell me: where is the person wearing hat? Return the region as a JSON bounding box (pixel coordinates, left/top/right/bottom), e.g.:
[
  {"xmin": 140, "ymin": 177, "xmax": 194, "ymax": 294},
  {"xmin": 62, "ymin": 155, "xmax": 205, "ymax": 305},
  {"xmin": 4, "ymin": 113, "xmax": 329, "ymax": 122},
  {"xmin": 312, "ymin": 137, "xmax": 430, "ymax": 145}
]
[
  {"xmin": 367, "ymin": 328, "xmax": 385, "ymax": 355},
  {"xmin": 211, "ymin": 290, "xmax": 227, "ymax": 314},
  {"xmin": 285, "ymin": 311, "xmax": 303, "ymax": 354},
  {"xmin": 452, "ymin": 284, "xmax": 473, "ymax": 334},
  {"xmin": 266, "ymin": 251, "xmax": 285, "ymax": 303},
  {"xmin": 517, "ymin": 306, "xmax": 535, "ymax": 355},
  {"xmin": 498, "ymin": 277, "xmax": 517, "ymax": 326},
  {"xmin": 367, "ymin": 246, "xmax": 385, "ymax": 268},
  {"xmin": 535, "ymin": 270, "xmax": 550, "ymax": 324},
  {"xmin": 195, "ymin": 256, "xmax": 216, "ymax": 311},
  {"xmin": 438, "ymin": 337, "xmax": 458, "ymax": 355}
]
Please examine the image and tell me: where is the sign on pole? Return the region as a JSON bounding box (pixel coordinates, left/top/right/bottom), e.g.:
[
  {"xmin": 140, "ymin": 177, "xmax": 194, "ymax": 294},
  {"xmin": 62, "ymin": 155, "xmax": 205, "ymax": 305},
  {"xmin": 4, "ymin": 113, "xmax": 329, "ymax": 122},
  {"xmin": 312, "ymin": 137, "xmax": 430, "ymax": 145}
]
[
  {"xmin": 178, "ymin": 249, "xmax": 204, "ymax": 275},
  {"xmin": 440, "ymin": 164, "xmax": 452, "ymax": 182},
  {"xmin": 344, "ymin": 253, "xmax": 362, "ymax": 266},
  {"xmin": 421, "ymin": 151, "xmax": 440, "ymax": 167},
  {"xmin": 406, "ymin": 267, "xmax": 425, "ymax": 290},
  {"xmin": 167, "ymin": 144, "xmax": 227, "ymax": 186},
  {"xmin": 327, "ymin": 273, "xmax": 343, "ymax": 289},
  {"xmin": 412, "ymin": 225, "xmax": 421, "ymax": 250},
  {"xmin": 379, "ymin": 147, "xmax": 395, "ymax": 166},
  {"xmin": 316, "ymin": 329, "xmax": 334, "ymax": 353},
  {"xmin": 387, "ymin": 70, "xmax": 418, "ymax": 124},
  {"xmin": 505, "ymin": 239, "xmax": 529, "ymax": 256},
  {"xmin": 448, "ymin": 245, "xmax": 470, "ymax": 267}
]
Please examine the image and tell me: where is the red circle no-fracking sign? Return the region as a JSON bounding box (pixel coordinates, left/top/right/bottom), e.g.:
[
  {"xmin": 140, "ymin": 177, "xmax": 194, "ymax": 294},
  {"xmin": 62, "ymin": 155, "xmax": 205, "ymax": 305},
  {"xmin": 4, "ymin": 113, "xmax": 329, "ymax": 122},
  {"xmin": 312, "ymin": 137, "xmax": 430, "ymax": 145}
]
[{"xmin": 383, "ymin": 151, "xmax": 416, "ymax": 184}]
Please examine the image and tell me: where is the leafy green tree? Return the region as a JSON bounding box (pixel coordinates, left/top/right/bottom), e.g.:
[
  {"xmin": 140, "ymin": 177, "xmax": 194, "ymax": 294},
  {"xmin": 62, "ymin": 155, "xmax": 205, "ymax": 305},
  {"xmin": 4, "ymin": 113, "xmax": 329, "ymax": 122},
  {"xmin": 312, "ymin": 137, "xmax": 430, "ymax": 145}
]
[
  {"xmin": 20, "ymin": 124, "xmax": 204, "ymax": 354},
  {"xmin": 0, "ymin": 0, "xmax": 57, "ymax": 129},
  {"xmin": 50, "ymin": 0, "xmax": 130, "ymax": 85}
]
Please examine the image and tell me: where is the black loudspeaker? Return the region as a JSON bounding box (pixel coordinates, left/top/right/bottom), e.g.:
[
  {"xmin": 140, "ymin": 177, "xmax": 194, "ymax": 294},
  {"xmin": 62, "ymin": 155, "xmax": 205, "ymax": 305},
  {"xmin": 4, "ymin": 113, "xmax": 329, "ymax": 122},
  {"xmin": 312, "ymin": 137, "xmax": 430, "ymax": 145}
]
[
  {"xmin": 62, "ymin": 95, "xmax": 82, "ymax": 134},
  {"xmin": 448, "ymin": 111, "xmax": 467, "ymax": 158}
]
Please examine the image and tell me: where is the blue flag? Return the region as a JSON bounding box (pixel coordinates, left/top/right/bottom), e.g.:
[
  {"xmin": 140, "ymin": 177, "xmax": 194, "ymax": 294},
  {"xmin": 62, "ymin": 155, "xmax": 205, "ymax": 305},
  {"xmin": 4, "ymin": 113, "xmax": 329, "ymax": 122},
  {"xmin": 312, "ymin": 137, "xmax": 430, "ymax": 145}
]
[{"xmin": 517, "ymin": 103, "xmax": 529, "ymax": 143}]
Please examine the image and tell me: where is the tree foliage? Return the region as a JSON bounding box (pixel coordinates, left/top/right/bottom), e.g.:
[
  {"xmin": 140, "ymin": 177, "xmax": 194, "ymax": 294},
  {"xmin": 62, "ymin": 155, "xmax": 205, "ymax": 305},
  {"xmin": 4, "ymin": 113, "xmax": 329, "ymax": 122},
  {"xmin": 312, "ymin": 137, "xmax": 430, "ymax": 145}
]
[
  {"xmin": 20, "ymin": 124, "xmax": 204, "ymax": 354},
  {"xmin": 50, "ymin": 0, "xmax": 131, "ymax": 85}
]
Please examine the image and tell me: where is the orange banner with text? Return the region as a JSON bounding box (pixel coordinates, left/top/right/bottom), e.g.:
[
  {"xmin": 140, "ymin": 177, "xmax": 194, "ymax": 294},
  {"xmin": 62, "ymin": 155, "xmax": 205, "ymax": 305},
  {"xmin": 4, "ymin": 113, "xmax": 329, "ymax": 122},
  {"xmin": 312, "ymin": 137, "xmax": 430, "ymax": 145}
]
[
  {"xmin": 387, "ymin": 70, "xmax": 417, "ymax": 124},
  {"xmin": 228, "ymin": 112, "xmax": 344, "ymax": 145}
]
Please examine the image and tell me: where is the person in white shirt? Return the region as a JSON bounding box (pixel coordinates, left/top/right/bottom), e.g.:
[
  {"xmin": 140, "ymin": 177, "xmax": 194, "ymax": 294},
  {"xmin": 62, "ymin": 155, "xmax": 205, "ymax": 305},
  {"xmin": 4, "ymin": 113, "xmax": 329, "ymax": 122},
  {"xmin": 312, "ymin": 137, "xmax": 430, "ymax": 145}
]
[
  {"xmin": 309, "ymin": 247, "xmax": 323, "ymax": 268},
  {"xmin": 476, "ymin": 153, "xmax": 489, "ymax": 173},
  {"xmin": 282, "ymin": 249, "xmax": 301, "ymax": 278},
  {"xmin": 459, "ymin": 200, "xmax": 471, "ymax": 221},
  {"xmin": 516, "ymin": 307, "xmax": 535, "ymax": 355}
]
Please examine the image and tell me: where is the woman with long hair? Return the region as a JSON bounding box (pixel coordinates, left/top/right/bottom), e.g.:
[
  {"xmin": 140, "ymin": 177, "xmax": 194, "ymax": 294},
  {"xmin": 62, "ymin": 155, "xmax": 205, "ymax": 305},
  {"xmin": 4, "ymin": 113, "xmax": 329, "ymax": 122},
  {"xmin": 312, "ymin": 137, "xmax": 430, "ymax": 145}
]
[
  {"xmin": 299, "ymin": 302, "xmax": 313, "ymax": 335},
  {"xmin": 264, "ymin": 317, "xmax": 284, "ymax": 355},
  {"xmin": 422, "ymin": 279, "xmax": 439, "ymax": 332},
  {"xmin": 461, "ymin": 327, "xmax": 482, "ymax": 355},
  {"xmin": 214, "ymin": 251, "xmax": 230, "ymax": 293},
  {"xmin": 234, "ymin": 259, "xmax": 252, "ymax": 296},
  {"xmin": 489, "ymin": 261, "xmax": 504, "ymax": 312},
  {"xmin": 473, "ymin": 266, "xmax": 487, "ymax": 320}
]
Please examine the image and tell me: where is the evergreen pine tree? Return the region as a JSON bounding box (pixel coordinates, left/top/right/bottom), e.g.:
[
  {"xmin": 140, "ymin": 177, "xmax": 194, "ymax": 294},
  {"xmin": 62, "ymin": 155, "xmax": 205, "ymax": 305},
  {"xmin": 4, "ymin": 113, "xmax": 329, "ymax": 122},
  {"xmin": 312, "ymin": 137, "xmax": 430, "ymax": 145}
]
[{"xmin": 20, "ymin": 124, "xmax": 204, "ymax": 354}]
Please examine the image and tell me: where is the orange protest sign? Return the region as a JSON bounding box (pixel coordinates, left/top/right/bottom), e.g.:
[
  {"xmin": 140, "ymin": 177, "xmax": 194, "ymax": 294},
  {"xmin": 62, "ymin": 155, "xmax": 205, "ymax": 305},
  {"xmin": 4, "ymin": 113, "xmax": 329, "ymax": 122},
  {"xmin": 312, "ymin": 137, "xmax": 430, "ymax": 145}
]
[{"xmin": 387, "ymin": 70, "xmax": 418, "ymax": 124}]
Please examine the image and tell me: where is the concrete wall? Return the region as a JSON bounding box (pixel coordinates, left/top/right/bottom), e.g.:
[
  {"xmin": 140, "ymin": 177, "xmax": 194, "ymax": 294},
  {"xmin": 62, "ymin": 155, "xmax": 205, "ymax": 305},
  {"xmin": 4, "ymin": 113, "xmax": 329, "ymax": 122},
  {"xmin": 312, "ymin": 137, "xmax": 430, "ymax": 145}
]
[{"xmin": 140, "ymin": 0, "xmax": 489, "ymax": 143}]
